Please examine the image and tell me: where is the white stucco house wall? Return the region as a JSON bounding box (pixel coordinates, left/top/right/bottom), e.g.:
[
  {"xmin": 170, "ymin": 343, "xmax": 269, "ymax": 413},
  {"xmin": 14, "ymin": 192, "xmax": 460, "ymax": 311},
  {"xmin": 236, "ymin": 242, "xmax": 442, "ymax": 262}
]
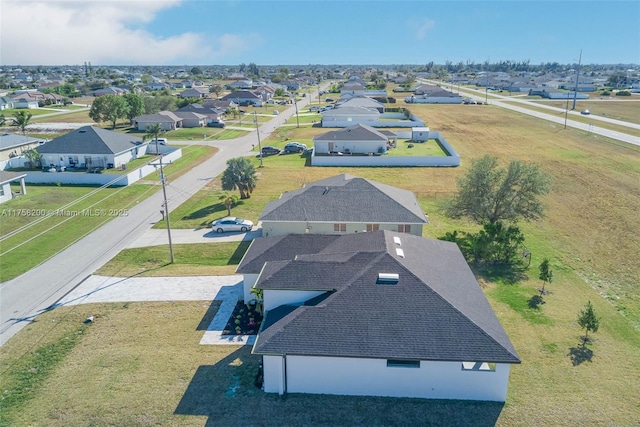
[
  {"xmin": 37, "ymin": 126, "xmax": 148, "ymax": 170},
  {"xmin": 312, "ymin": 124, "xmax": 391, "ymax": 155},
  {"xmin": 244, "ymin": 231, "xmax": 521, "ymax": 401},
  {"xmin": 321, "ymin": 106, "xmax": 380, "ymax": 127}
]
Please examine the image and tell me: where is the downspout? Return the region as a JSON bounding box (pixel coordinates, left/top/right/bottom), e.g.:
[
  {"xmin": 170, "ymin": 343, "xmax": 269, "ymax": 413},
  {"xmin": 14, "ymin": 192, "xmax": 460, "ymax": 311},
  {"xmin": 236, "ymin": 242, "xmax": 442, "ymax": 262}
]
[{"xmin": 281, "ymin": 354, "xmax": 288, "ymax": 395}]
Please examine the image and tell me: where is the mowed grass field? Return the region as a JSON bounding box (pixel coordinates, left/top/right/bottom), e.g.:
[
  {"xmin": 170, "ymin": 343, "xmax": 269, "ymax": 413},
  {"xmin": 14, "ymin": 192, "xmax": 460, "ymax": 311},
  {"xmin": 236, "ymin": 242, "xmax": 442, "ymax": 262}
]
[{"xmin": 2, "ymin": 101, "xmax": 639, "ymax": 426}]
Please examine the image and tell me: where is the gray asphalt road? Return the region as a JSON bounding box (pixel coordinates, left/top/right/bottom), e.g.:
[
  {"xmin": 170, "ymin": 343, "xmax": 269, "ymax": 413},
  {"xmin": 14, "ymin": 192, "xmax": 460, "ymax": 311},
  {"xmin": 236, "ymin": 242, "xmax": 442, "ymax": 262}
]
[{"xmin": 0, "ymin": 88, "xmax": 323, "ymax": 346}]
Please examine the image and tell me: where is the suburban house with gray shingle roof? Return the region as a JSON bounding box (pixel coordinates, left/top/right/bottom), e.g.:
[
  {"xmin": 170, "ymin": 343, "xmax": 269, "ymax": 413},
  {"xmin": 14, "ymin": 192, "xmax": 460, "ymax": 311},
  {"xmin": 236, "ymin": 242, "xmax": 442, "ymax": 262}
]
[
  {"xmin": 0, "ymin": 132, "xmax": 43, "ymax": 162},
  {"xmin": 259, "ymin": 173, "xmax": 427, "ymax": 240},
  {"xmin": 132, "ymin": 111, "xmax": 182, "ymax": 131},
  {"xmin": 312, "ymin": 124, "xmax": 393, "ymax": 155},
  {"xmin": 37, "ymin": 126, "xmax": 148, "ymax": 170},
  {"xmin": 244, "ymin": 230, "xmax": 520, "ymax": 401}
]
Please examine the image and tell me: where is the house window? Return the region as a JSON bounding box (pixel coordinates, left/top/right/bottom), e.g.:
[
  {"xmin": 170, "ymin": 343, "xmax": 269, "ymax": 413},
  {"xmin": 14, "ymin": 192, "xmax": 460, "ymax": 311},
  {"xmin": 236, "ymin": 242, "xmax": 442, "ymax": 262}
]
[
  {"xmin": 398, "ymin": 224, "xmax": 412, "ymax": 233},
  {"xmin": 461, "ymin": 362, "xmax": 496, "ymax": 372},
  {"xmin": 334, "ymin": 223, "xmax": 346, "ymax": 232},
  {"xmin": 387, "ymin": 359, "xmax": 420, "ymax": 368},
  {"xmin": 366, "ymin": 224, "xmax": 379, "ymax": 232}
]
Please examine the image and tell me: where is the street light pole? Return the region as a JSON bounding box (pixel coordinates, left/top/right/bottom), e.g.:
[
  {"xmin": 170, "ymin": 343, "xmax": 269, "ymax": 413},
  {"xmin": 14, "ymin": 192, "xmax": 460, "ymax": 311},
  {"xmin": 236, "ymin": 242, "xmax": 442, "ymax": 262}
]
[
  {"xmin": 156, "ymin": 138, "xmax": 174, "ymax": 263},
  {"xmin": 254, "ymin": 111, "xmax": 263, "ymax": 168}
]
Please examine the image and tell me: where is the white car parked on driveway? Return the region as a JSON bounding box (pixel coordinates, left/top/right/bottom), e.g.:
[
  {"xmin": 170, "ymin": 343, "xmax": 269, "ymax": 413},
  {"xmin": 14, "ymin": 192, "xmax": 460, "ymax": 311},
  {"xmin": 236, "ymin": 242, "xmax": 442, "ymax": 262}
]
[{"xmin": 211, "ymin": 217, "xmax": 254, "ymax": 233}]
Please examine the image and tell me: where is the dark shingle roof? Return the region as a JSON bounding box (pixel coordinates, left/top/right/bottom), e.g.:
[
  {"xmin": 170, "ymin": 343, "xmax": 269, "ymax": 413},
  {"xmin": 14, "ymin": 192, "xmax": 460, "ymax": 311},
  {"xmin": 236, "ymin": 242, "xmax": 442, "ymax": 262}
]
[
  {"xmin": 313, "ymin": 124, "xmax": 388, "ymax": 143},
  {"xmin": 252, "ymin": 230, "xmax": 520, "ymax": 364},
  {"xmin": 37, "ymin": 126, "xmax": 144, "ymax": 155},
  {"xmin": 259, "ymin": 174, "xmax": 427, "ymax": 224}
]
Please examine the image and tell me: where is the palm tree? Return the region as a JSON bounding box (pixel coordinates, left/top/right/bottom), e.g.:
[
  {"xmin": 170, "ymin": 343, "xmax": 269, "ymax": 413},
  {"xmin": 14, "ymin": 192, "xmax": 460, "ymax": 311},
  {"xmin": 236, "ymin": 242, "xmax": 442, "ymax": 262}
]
[
  {"xmin": 218, "ymin": 191, "xmax": 239, "ymax": 216},
  {"xmin": 221, "ymin": 157, "xmax": 257, "ymax": 199},
  {"xmin": 0, "ymin": 113, "xmax": 6, "ymax": 126},
  {"xmin": 143, "ymin": 123, "xmax": 164, "ymax": 148},
  {"xmin": 13, "ymin": 111, "xmax": 33, "ymax": 135}
]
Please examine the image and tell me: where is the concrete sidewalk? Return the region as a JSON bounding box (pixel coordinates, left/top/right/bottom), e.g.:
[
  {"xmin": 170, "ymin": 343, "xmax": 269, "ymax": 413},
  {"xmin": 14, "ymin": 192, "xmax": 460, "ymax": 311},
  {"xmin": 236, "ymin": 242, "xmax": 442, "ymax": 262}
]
[
  {"xmin": 57, "ymin": 274, "xmax": 254, "ymax": 345},
  {"xmin": 127, "ymin": 225, "xmax": 263, "ymax": 248}
]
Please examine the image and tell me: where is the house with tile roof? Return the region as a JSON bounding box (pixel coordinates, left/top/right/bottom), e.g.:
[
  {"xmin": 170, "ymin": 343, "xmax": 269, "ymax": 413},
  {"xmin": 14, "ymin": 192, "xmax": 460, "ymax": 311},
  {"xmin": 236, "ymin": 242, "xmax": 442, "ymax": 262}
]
[
  {"xmin": 245, "ymin": 230, "xmax": 520, "ymax": 401},
  {"xmin": 37, "ymin": 126, "xmax": 148, "ymax": 170},
  {"xmin": 258, "ymin": 172, "xmax": 427, "ymax": 234}
]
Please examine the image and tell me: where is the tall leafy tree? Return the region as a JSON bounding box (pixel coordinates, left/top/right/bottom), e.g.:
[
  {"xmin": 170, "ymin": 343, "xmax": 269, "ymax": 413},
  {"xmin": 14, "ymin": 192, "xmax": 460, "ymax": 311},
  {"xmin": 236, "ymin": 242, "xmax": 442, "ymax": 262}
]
[
  {"xmin": 12, "ymin": 111, "xmax": 33, "ymax": 135},
  {"xmin": 123, "ymin": 93, "xmax": 145, "ymax": 123},
  {"xmin": 89, "ymin": 94, "xmax": 130, "ymax": 129},
  {"xmin": 221, "ymin": 157, "xmax": 257, "ymax": 199},
  {"xmin": 538, "ymin": 258, "xmax": 554, "ymax": 295},
  {"xmin": 577, "ymin": 301, "xmax": 600, "ymax": 342},
  {"xmin": 448, "ymin": 155, "xmax": 552, "ymax": 224}
]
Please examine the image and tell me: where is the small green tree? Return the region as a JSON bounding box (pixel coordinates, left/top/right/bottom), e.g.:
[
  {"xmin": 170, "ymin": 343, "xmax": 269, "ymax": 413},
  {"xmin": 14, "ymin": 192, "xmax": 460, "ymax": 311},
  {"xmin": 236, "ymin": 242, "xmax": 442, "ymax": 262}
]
[
  {"xmin": 538, "ymin": 258, "xmax": 554, "ymax": 295},
  {"xmin": 218, "ymin": 191, "xmax": 239, "ymax": 216},
  {"xmin": 221, "ymin": 157, "xmax": 257, "ymax": 199},
  {"xmin": 12, "ymin": 111, "xmax": 33, "ymax": 135},
  {"xmin": 448, "ymin": 155, "xmax": 552, "ymax": 225},
  {"xmin": 23, "ymin": 148, "xmax": 42, "ymax": 168},
  {"xmin": 577, "ymin": 301, "xmax": 600, "ymax": 342}
]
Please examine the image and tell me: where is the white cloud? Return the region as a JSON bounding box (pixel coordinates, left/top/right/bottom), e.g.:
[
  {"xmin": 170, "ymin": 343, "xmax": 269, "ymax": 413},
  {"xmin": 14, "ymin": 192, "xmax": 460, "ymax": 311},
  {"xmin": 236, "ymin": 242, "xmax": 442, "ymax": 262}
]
[
  {"xmin": 410, "ymin": 17, "xmax": 436, "ymax": 41},
  {"xmin": 0, "ymin": 1, "xmax": 258, "ymax": 65}
]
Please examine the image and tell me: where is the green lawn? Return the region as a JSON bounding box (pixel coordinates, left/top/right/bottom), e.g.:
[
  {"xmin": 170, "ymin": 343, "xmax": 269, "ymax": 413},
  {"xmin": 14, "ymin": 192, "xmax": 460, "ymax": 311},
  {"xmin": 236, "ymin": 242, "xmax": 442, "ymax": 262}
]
[{"xmin": 0, "ymin": 145, "xmax": 218, "ymax": 282}]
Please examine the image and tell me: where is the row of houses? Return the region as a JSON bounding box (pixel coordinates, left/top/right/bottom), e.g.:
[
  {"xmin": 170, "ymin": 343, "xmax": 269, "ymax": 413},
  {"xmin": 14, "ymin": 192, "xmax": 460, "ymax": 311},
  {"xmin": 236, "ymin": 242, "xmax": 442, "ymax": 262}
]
[
  {"xmin": 0, "ymin": 90, "xmax": 64, "ymax": 109},
  {"xmin": 232, "ymin": 174, "xmax": 520, "ymax": 401}
]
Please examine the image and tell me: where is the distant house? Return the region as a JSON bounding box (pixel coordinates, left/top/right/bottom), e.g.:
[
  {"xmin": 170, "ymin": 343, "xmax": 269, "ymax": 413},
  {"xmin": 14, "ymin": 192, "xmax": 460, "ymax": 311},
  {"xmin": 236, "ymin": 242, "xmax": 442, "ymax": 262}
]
[
  {"xmin": 335, "ymin": 96, "xmax": 385, "ymax": 113},
  {"xmin": 341, "ymin": 81, "xmax": 366, "ymax": 96},
  {"xmin": 0, "ymin": 171, "xmax": 27, "ymax": 204},
  {"xmin": 93, "ymin": 87, "xmax": 128, "ymax": 97},
  {"xmin": 529, "ymin": 89, "xmax": 590, "ymax": 99},
  {"xmin": 203, "ymin": 100, "xmax": 237, "ymax": 111},
  {"xmin": 37, "ymin": 126, "xmax": 148, "ymax": 170},
  {"xmin": 221, "ymin": 90, "xmax": 263, "ymax": 106},
  {"xmin": 179, "ymin": 87, "xmax": 209, "ymax": 99},
  {"xmin": 0, "ymin": 96, "xmax": 16, "ymax": 110},
  {"xmin": 226, "ymin": 79, "xmax": 253, "ymax": 90},
  {"xmin": 321, "ymin": 106, "xmax": 380, "ymax": 127},
  {"xmin": 313, "ymin": 124, "xmax": 392, "ymax": 155},
  {"xmin": 132, "ymin": 111, "xmax": 182, "ymax": 131},
  {"xmin": 172, "ymin": 111, "xmax": 207, "ymax": 128},
  {"xmin": 259, "ymin": 173, "xmax": 427, "ymax": 238},
  {"xmin": 243, "ymin": 230, "xmax": 520, "ymax": 401},
  {"xmin": 405, "ymin": 90, "xmax": 463, "ymax": 104},
  {"xmin": 176, "ymin": 104, "xmax": 225, "ymax": 122},
  {"xmin": 0, "ymin": 133, "xmax": 43, "ymax": 162}
]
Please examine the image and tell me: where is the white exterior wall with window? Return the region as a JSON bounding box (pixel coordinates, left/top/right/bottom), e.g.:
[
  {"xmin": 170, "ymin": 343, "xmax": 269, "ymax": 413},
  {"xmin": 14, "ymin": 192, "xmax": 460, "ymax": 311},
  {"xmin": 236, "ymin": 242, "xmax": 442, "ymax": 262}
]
[
  {"xmin": 261, "ymin": 355, "xmax": 512, "ymax": 401},
  {"xmin": 260, "ymin": 221, "xmax": 423, "ymax": 238}
]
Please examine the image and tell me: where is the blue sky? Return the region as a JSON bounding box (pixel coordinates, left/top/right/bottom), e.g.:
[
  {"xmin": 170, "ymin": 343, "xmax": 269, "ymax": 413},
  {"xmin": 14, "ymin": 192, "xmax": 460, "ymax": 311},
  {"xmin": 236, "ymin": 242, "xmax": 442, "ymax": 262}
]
[{"xmin": 2, "ymin": 1, "xmax": 639, "ymax": 66}]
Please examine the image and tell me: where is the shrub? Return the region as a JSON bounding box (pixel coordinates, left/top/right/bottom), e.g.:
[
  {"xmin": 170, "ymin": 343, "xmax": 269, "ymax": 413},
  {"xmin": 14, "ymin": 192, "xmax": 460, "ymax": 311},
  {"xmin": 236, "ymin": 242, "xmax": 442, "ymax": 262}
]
[{"xmin": 616, "ymin": 90, "xmax": 631, "ymax": 96}]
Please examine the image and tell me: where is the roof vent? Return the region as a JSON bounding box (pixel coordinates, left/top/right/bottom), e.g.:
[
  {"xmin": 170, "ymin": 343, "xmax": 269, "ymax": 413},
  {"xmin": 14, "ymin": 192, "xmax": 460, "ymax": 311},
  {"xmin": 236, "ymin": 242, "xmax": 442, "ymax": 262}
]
[
  {"xmin": 393, "ymin": 236, "xmax": 402, "ymax": 246},
  {"xmin": 377, "ymin": 273, "xmax": 399, "ymax": 285},
  {"xmin": 395, "ymin": 248, "xmax": 405, "ymax": 258}
]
